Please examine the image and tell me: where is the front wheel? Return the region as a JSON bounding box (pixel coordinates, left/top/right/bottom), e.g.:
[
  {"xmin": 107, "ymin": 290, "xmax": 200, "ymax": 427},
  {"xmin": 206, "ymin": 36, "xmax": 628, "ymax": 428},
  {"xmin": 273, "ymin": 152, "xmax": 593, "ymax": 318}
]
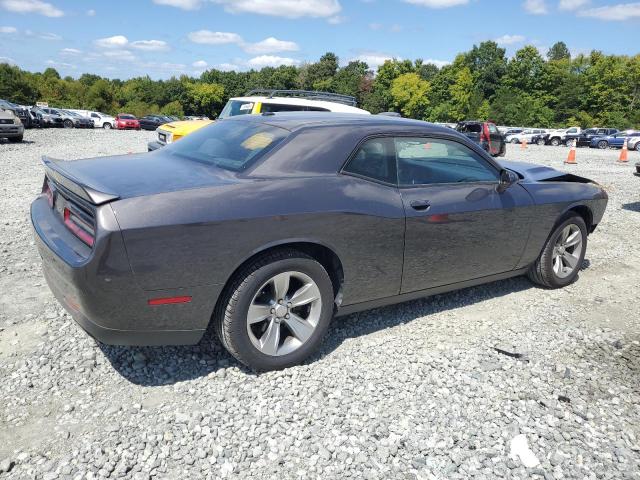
[
  {"xmin": 635, "ymin": 143, "xmax": 640, "ymax": 152},
  {"xmin": 63, "ymin": 119, "xmax": 73, "ymax": 128},
  {"xmin": 103, "ymin": 123, "xmax": 112, "ymax": 129},
  {"xmin": 511, "ymin": 138, "xmax": 519, "ymax": 144},
  {"xmin": 536, "ymin": 138, "xmax": 545, "ymax": 146},
  {"xmin": 565, "ymin": 139, "xmax": 574, "ymax": 147},
  {"xmin": 597, "ymin": 140, "xmax": 608, "ymax": 149},
  {"xmin": 550, "ymin": 138, "xmax": 560, "ymax": 146},
  {"xmin": 527, "ymin": 213, "xmax": 587, "ymax": 289},
  {"xmin": 214, "ymin": 249, "xmax": 334, "ymax": 371}
]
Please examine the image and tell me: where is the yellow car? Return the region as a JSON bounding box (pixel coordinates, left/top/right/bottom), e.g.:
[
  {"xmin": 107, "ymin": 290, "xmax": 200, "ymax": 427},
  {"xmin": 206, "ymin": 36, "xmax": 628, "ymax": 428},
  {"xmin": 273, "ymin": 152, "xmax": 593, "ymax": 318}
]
[{"xmin": 147, "ymin": 89, "xmax": 369, "ymax": 151}]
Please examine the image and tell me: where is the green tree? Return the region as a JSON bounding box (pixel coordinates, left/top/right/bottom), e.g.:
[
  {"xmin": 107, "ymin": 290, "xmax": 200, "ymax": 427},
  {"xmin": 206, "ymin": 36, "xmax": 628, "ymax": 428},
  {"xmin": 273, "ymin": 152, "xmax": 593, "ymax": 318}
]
[
  {"xmin": 161, "ymin": 100, "xmax": 184, "ymax": 117},
  {"xmin": 184, "ymin": 82, "xmax": 225, "ymax": 115},
  {"xmin": 547, "ymin": 42, "xmax": 571, "ymax": 61},
  {"xmin": 390, "ymin": 73, "xmax": 431, "ymax": 119}
]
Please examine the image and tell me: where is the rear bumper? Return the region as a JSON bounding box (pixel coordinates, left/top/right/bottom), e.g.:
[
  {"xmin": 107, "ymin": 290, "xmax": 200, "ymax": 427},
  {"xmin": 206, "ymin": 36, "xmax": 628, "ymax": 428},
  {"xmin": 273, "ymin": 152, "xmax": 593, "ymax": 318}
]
[{"xmin": 31, "ymin": 196, "xmax": 210, "ymax": 346}]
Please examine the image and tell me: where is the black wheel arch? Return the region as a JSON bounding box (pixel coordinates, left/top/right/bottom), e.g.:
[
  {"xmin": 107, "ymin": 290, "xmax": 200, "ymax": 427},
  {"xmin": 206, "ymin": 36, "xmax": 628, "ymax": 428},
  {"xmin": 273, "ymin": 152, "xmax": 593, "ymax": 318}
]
[{"xmin": 213, "ymin": 241, "xmax": 345, "ymax": 320}]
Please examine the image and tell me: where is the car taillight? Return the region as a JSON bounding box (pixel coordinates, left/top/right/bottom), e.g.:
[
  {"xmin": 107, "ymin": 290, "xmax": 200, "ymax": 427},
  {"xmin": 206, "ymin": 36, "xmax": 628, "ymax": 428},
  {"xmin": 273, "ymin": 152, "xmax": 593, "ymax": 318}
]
[{"xmin": 63, "ymin": 207, "xmax": 95, "ymax": 246}]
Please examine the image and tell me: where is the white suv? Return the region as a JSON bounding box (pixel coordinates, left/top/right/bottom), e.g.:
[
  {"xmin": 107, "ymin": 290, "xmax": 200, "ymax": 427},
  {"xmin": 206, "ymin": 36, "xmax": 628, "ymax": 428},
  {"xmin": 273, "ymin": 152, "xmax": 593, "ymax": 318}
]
[{"xmin": 69, "ymin": 110, "xmax": 116, "ymax": 129}]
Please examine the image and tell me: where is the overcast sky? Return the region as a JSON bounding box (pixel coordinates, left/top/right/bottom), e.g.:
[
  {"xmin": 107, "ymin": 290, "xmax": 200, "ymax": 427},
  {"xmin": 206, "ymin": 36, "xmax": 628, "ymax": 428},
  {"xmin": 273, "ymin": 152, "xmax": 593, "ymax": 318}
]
[{"xmin": 0, "ymin": 0, "xmax": 638, "ymax": 79}]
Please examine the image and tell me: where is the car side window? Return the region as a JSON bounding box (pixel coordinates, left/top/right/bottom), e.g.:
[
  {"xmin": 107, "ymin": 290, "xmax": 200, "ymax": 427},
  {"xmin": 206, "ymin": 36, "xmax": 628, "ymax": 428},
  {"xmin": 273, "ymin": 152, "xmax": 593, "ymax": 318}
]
[
  {"xmin": 396, "ymin": 137, "xmax": 498, "ymax": 186},
  {"xmin": 343, "ymin": 137, "xmax": 397, "ymax": 185},
  {"xmin": 488, "ymin": 124, "xmax": 499, "ymax": 134},
  {"xmin": 260, "ymin": 103, "xmax": 307, "ymax": 113},
  {"xmin": 91, "ymin": 113, "xmax": 98, "ymax": 118}
]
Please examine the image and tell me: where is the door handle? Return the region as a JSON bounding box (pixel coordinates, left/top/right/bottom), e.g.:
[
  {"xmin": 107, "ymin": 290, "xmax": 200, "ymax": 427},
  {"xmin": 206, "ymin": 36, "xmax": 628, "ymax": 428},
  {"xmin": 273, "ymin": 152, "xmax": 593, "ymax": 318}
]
[{"xmin": 410, "ymin": 200, "xmax": 431, "ymax": 211}]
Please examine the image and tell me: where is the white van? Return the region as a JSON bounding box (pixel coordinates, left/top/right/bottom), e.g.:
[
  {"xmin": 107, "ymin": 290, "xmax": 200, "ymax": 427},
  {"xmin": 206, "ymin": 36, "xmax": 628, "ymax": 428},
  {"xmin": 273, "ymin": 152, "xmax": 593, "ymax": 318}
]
[{"xmin": 69, "ymin": 110, "xmax": 115, "ymax": 129}]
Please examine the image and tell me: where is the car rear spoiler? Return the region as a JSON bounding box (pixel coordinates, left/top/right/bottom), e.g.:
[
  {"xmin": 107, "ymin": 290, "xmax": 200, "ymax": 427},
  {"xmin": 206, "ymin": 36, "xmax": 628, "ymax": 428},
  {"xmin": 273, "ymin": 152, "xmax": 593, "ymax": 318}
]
[{"xmin": 42, "ymin": 156, "xmax": 120, "ymax": 205}]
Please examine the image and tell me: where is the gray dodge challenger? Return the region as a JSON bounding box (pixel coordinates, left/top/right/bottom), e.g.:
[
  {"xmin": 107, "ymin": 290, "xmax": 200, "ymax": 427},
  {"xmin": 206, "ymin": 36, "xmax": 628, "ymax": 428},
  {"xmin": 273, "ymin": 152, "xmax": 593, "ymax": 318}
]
[{"xmin": 31, "ymin": 113, "xmax": 608, "ymax": 371}]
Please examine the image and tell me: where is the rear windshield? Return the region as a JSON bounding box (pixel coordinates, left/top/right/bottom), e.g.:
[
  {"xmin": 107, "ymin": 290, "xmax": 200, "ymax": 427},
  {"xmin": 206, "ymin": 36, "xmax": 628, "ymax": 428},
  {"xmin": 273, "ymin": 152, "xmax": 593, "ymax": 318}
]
[
  {"xmin": 219, "ymin": 100, "xmax": 254, "ymax": 119},
  {"xmin": 167, "ymin": 120, "xmax": 288, "ymax": 171}
]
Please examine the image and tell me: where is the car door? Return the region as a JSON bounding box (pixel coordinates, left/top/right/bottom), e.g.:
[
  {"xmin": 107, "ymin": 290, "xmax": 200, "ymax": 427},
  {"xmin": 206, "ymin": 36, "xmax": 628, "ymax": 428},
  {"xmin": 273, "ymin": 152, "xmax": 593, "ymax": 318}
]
[
  {"xmin": 487, "ymin": 123, "xmax": 502, "ymax": 154},
  {"xmin": 396, "ymin": 136, "xmax": 533, "ymax": 293}
]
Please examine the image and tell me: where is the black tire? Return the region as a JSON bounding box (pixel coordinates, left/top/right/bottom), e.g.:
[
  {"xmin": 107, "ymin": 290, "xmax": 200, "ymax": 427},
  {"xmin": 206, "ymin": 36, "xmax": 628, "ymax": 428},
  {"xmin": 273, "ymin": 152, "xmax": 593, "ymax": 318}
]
[
  {"xmin": 550, "ymin": 138, "xmax": 560, "ymax": 146},
  {"xmin": 527, "ymin": 213, "xmax": 587, "ymax": 289},
  {"xmin": 103, "ymin": 123, "xmax": 112, "ymax": 129},
  {"xmin": 565, "ymin": 139, "xmax": 574, "ymax": 147},
  {"xmin": 9, "ymin": 135, "xmax": 23, "ymax": 143},
  {"xmin": 536, "ymin": 138, "xmax": 545, "ymax": 146},
  {"xmin": 214, "ymin": 249, "xmax": 334, "ymax": 371},
  {"xmin": 63, "ymin": 119, "xmax": 73, "ymax": 128},
  {"xmin": 597, "ymin": 140, "xmax": 608, "ymax": 149},
  {"xmin": 635, "ymin": 143, "xmax": 640, "ymax": 152},
  {"xmin": 511, "ymin": 138, "xmax": 519, "ymax": 144}
]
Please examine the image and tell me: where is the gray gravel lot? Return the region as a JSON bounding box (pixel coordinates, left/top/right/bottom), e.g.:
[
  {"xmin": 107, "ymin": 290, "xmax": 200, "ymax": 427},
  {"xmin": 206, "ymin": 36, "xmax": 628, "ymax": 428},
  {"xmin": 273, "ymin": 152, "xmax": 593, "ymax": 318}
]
[{"xmin": 1, "ymin": 128, "xmax": 639, "ymax": 479}]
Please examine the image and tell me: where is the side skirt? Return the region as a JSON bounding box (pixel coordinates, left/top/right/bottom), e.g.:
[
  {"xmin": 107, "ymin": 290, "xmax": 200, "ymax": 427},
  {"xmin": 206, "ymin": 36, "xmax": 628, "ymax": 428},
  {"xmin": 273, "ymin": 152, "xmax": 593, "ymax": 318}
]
[{"xmin": 335, "ymin": 267, "xmax": 529, "ymax": 317}]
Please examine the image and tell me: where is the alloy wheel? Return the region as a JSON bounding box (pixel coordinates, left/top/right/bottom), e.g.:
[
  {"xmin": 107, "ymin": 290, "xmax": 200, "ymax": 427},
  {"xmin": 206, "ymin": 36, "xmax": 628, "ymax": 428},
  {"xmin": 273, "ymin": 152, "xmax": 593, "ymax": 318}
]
[
  {"xmin": 598, "ymin": 141, "xmax": 608, "ymax": 149},
  {"xmin": 552, "ymin": 224, "xmax": 583, "ymax": 279},
  {"xmin": 246, "ymin": 271, "xmax": 322, "ymax": 356}
]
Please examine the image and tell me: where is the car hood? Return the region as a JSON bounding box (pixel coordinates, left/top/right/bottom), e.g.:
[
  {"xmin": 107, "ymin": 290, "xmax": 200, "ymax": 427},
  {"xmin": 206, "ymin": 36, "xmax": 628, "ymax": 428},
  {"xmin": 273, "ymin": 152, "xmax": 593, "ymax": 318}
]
[
  {"xmin": 497, "ymin": 160, "xmax": 595, "ymax": 184},
  {"xmin": 44, "ymin": 152, "xmax": 237, "ymax": 202}
]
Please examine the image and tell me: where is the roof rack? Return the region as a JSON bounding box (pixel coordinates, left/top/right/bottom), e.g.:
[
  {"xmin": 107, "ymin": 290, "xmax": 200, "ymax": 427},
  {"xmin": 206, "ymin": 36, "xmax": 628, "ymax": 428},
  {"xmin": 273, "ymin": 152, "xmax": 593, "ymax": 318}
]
[{"xmin": 246, "ymin": 89, "xmax": 358, "ymax": 107}]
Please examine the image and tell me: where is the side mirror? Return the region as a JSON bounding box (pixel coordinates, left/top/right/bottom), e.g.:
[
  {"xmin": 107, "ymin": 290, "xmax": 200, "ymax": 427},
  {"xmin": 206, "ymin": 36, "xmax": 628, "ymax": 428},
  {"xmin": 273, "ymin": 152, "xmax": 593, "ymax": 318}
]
[{"xmin": 497, "ymin": 169, "xmax": 518, "ymax": 193}]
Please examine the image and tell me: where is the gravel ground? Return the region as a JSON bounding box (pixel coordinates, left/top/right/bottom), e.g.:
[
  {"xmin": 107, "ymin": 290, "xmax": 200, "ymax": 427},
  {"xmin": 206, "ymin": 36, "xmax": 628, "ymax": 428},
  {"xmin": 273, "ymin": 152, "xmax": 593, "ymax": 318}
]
[{"xmin": 1, "ymin": 129, "xmax": 639, "ymax": 480}]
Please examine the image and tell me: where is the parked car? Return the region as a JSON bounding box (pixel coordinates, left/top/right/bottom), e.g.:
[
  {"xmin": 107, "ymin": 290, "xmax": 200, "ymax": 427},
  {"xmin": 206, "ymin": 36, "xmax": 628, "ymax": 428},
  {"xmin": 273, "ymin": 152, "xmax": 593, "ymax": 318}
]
[
  {"xmin": 60, "ymin": 110, "xmax": 94, "ymax": 128},
  {"xmin": 0, "ymin": 108, "xmax": 24, "ymax": 142},
  {"xmin": 148, "ymin": 89, "xmax": 370, "ymax": 151},
  {"xmin": 501, "ymin": 128, "xmax": 523, "ymax": 137},
  {"xmin": 0, "ymin": 99, "xmax": 31, "ymax": 128},
  {"xmin": 32, "ymin": 107, "xmax": 64, "ymax": 128},
  {"xmin": 31, "ymin": 113, "xmax": 608, "ymax": 371},
  {"xmin": 70, "ymin": 110, "xmax": 115, "ymax": 129},
  {"xmin": 455, "ymin": 121, "xmax": 505, "ymax": 157},
  {"xmin": 628, "ymin": 136, "xmax": 640, "ymax": 152},
  {"xmin": 505, "ymin": 129, "xmax": 547, "ymax": 144},
  {"xmin": 565, "ymin": 128, "xmax": 618, "ymax": 147},
  {"xmin": 139, "ymin": 115, "xmax": 171, "ymax": 131},
  {"xmin": 115, "ymin": 114, "xmax": 140, "ymax": 130},
  {"xmin": 590, "ymin": 131, "xmax": 640, "ymax": 149},
  {"xmin": 532, "ymin": 127, "xmax": 581, "ymax": 146}
]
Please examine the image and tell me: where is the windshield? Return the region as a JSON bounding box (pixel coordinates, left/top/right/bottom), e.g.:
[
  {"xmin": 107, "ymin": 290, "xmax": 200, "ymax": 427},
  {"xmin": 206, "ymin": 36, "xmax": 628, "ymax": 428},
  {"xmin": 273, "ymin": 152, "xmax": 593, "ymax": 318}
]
[
  {"xmin": 167, "ymin": 119, "xmax": 288, "ymax": 171},
  {"xmin": 119, "ymin": 114, "xmax": 136, "ymax": 119},
  {"xmin": 219, "ymin": 100, "xmax": 255, "ymax": 119}
]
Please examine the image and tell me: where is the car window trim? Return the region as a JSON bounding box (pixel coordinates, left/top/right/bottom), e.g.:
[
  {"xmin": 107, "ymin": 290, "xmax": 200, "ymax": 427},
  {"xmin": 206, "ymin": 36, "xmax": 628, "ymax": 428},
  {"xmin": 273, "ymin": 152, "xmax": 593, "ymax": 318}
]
[{"xmin": 339, "ymin": 132, "xmax": 503, "ymax": 188}]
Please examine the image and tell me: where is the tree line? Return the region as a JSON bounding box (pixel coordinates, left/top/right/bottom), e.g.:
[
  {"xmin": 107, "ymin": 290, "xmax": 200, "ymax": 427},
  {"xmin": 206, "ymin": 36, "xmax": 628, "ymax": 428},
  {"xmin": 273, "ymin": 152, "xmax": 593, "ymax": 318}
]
[{"xmin": 1, "ymin": 41, "xmax": 638, "ymax": 128}]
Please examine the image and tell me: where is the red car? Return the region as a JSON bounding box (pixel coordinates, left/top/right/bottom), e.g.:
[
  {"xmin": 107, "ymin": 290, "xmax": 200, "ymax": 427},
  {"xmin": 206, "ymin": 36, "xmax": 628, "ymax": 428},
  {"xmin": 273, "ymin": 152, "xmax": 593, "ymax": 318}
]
[{"xmin": 115, "ymin": 114, "xmax": 140, "ymax": 130}]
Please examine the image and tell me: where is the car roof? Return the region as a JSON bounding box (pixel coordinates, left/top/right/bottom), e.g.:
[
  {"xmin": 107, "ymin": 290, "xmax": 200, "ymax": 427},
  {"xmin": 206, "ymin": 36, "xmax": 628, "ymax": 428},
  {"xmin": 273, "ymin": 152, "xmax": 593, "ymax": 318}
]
[
  {"xmin": 223, "ymin": 111, "xmax": 453, "ymax": 134},
  {"xmin": 229, "ymin": 96, "xmax": 370, "ymax": 114}
]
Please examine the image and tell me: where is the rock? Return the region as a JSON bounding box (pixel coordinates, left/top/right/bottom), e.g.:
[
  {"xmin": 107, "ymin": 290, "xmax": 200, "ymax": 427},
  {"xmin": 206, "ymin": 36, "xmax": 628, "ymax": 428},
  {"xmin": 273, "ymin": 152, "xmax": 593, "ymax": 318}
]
[
  {"xmin": 509, "ymin": 434, "xmax": 540, "ymax": 468},
  {"xmin": 0, "ymin": 458, "xmax": 14, "ymax": 473}
]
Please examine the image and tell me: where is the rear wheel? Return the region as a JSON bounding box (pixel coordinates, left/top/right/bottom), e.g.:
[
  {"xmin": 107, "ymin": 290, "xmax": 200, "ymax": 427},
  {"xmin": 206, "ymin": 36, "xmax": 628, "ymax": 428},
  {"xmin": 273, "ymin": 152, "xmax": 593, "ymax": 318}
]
[
  {"xmin": 63, "ymin": 119, "xmax": 73, "ymax": 128},
  {"xmin": 528, "ymin": 213, "xmax": 587, "ymax": 289},
  {"xmin": 597, "ymin": 140, "xmax": 608, "ymax": 149},
  {"xmin": 103, "ymin": 123, "xmax": 112, "ymax": 129},
  {"xmin": 536, "ymin": 138, "xmax": 545, "ymax": 146},
  {"xmin": 214, "ymin": 249, "xmax": 334, "ymax": 371},
  {"xmin": 511, "ymin": 138, "xmax": 519, "ymax": 144},
  {"xmin": 550, "ymin": 138, "xmax": 560, "ymax": 146},
  {"xmin": 635, "ymin": 142, "xmax": 640, "ymax": 152},
  {"xmin": 565, "ymin": 139, "xmax": 574, "ymax": 147}
]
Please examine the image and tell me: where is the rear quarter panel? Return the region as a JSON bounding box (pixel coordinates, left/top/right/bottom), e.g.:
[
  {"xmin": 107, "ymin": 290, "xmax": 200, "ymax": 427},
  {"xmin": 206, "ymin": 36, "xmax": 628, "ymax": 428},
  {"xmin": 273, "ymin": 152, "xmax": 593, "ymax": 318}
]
[{"xmin": 111, "ymin": 175, "xmax": 406, "ymax": 306}]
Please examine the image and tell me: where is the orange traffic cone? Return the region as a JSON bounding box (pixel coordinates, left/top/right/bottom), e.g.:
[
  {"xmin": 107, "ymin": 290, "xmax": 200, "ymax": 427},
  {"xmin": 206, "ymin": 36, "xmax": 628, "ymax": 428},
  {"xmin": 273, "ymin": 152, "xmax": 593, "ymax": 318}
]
[
  {"xmin": 565, "ymin": 139, "xmax": 577, "ymax": 164},
  {"xmin": 619, "ymin": 137, "xmax": 628, "ymax": 163},
  {"xmin": 521, "ymin": 138, "xmax": 528, "ymax": 150}
]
